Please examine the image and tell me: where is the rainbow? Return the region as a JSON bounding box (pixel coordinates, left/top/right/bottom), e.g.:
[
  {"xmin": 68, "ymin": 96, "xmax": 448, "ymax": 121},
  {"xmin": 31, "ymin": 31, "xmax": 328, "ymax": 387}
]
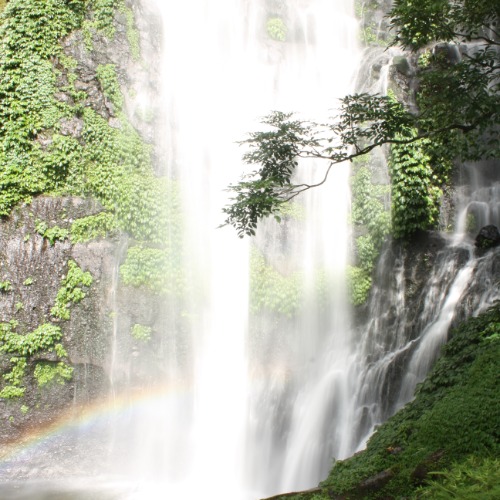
[{"xmin": 0, "ymin": 383, "xmax": 191, "ymax": 465}]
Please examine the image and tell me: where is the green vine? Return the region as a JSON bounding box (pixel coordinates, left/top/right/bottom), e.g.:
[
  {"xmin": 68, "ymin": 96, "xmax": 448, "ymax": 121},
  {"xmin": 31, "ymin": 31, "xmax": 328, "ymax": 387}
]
[
  {"xmin": 70, "ymin": 211, "xmax": 117, "ymax": 243},
  {"xmin": 118, "ymin": 1, "xmax": 140, "ymax": 60},
  {"xmin": 389, "ymin": 133, "xmax": 443, "ymax": 239}
]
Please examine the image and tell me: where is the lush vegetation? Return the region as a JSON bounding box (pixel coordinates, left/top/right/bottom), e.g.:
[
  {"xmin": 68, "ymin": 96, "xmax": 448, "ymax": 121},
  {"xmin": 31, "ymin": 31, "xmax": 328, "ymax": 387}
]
[
  {"xmin": 0, "ymin": 322, "xmax": 69, "ymax": 398},
  {"xmin": 0, "ymin": 0, "xmax": 173, "ymax": 409},
  {"xmin": 250, "ymin": 249, "xmax": 303, "ymax": 316},
  {"xmin": 274, "ymin": 305, "xmax": 500, "ymax": 499},
  {"xmin": 0, "ymin": 0, "xmax": 159, "ymax": 245}
]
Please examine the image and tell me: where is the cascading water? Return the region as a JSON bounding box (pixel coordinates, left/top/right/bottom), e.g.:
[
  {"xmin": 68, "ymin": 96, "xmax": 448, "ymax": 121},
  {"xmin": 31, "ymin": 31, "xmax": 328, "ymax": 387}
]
[
  {"xmin": 153, "ymin": 0, "xmax": 360, "ymax": 497},
  {"xmin": 344, "ymin": 161, "xmax": 500, "ymax": 452}
]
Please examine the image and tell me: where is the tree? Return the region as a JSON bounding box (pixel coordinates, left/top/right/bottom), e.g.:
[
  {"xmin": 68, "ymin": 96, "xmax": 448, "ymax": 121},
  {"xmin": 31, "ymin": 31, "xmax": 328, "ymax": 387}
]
[{"xmin": 222, "ymin": 0, "xmax": 499, "ymax": 238}]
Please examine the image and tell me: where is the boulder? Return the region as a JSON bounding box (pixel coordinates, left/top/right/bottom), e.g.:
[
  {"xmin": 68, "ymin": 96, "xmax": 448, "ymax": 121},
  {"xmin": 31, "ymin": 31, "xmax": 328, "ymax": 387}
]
[{"xmin": 475, "ymin": 225, "xmax": 500, "ymax": 250}]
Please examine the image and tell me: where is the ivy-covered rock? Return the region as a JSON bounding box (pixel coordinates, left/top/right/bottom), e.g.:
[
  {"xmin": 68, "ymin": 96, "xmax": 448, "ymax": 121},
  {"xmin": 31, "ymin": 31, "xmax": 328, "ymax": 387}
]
[{"xmin": 0, "ymin": 0, "xmax": 168, "ymax": 443}]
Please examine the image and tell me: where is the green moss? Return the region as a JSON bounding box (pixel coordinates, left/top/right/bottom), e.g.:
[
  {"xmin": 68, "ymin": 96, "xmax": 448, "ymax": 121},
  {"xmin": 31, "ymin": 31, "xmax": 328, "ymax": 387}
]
[
  {"xmin": 0, "ymin": 317, "xmax": 76, "ymax": 398},
  {"xmin": 0, "ymin": 280, "xmax": 12, "ymax": 292},
  {"xmin": 1, "ymin": 323, "xmax": 62, "ymax": 356},
  {"xmin": 0, "ymin": 322, "xmax": 67, "ymax": 399},
  {"xmin": 0, "ymin": 385, "xmax": 25, "ymax": 399}
]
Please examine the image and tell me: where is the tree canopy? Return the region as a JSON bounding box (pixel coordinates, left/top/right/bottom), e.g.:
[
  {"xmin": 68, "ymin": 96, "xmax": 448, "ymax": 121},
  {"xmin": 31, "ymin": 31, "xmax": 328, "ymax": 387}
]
[{"xmin": 222, "ymin": 0, "xmax": 500, "ymax": 238}]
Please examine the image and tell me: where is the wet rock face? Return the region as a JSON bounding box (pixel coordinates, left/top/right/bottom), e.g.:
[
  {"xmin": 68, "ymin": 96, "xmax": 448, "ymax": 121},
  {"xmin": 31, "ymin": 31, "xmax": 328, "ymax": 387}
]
[{"xmin": 0, "ymin": 197, "xmax": 117, "ymax": 442}]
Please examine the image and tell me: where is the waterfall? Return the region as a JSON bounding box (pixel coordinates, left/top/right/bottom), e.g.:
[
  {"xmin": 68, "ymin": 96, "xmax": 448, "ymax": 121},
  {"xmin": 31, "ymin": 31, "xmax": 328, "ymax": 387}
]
[
  {"xmin": 153, "ymin": 0, "xmax": 360, "ymax": 497},
  {"xmin": 0, "ymin": 1, "xmax": 498, "ymax": 499}
]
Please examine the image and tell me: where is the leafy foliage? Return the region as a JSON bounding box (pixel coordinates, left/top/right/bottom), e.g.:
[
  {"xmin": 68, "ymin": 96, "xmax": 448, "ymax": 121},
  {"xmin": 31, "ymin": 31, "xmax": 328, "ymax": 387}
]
[
  {"xmin": 0, "ymin": 260, "xmax": 93, "ymax": 399},
  {"xmin": 222, "ymin": 97, "xmax": 414, "ymax": 237},
  {"xmin": 35, "ymin": 220, "xmax": 69, "ymax": 245},
  {"xmin": 0, "ymin": 323, "xmax": 62, "ymax": 356},
  {"xmin": 346, "ymin": 265, "xmax": 372, "ymax": 306},
  {"xmin": 50, "ymin": 260, "xmax": 93, "ymax": 320},
  {"xmin": 348, "ymin": 156, "xmax": 391, "ymax": 304},
  {"xmin": 70, "ymin": 211, "xmax": 117, "ymax": 243},
  {"xmin": 0, "ymin": 0, "xmax": 154, "ymax": 404},
  {"xmin": 389, "ymin": 133, "xmax": 442, "ymax": 239},
  {"xmin": 96, "ymin": 63, "xmax": 123, "ymax": 112},
  {"xmin": 390, "ymin": 0, "xmax": 499, "ymax": 50},
  {"xmin": 417, "ymin": 456, "xmax": 500, "ymax": 499},
  {"xmin": 0, "ymin": 321, "xmax": 72, "ymax": 399},
  {"xmin": 0, "ymin": 0, "xmax": 151, "ymax": 243},
  {"xmin": 250, "ymin": 249, "xmax": 329, "ymax": 316},
  {"xmin": 34, "ymin": 361, "xmax": 73, "ymax": 387},
  {"xmin": 118, "ymin": 2, "xmax": 140, "ymax": 60},
  {"xmin": 250, "ymin": 249, "xmax": 302, "ymax": 316},
  {"xmin": 120, "ymin": 245, "xmax": 184, "ymax": 295}
]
